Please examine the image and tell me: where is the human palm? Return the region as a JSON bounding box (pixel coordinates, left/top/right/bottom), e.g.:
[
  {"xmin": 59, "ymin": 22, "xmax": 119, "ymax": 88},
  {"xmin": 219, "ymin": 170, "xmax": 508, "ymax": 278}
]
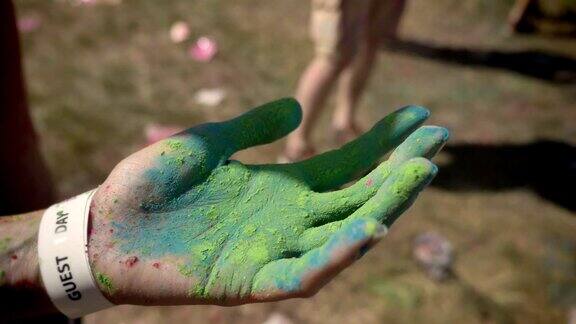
[{"xmin": 87, "ymin": 98, "xmax": 448, "ymax": 305}]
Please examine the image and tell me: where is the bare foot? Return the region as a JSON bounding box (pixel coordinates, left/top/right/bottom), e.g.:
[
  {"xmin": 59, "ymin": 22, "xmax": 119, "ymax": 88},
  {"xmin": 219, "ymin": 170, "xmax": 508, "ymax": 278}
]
[
  {"xmin": 333, "ymin": 124, "xmax": 363, "ymax": 146},
  {"xmin": 278, "ymin": 143, "xmax": 316, "ymax": 163}
]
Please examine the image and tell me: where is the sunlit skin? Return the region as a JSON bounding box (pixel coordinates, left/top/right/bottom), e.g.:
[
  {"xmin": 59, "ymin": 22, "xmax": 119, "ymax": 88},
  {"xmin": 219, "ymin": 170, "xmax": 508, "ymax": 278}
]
[{"xmin": 87, "ymin": 98, "xmax": 449, "ymax": 306}]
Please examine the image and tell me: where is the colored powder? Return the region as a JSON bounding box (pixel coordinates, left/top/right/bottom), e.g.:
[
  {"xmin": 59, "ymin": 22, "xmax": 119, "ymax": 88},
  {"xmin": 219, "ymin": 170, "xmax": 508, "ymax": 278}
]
[
  {"xmin": 0, "ymin": 238, "xmax": 10, "ymax": 252},
  {"xmin": 96, "ymin": 272, "xmax": 115, "ymax": 295}
]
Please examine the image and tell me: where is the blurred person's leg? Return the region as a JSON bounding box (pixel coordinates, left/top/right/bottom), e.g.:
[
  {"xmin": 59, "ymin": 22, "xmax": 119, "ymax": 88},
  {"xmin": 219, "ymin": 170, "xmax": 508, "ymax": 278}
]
[
  {"xmin": 0, "ymin": 1, "xmax": 55, "ymax": 215},
  {"xmin": 378, "ymin": 0, "xmax": 408, "ymax": 41},
  {"xmin": 283, "ymin": 0, "xmax": 367, "ymax": 161},
  {"xmin": 508, "ymin": 0, "xmax": 538, "ymax": 33},
  {"xmin": 333, "ymin": 0, "xmax": 407, "ymax": 144}
]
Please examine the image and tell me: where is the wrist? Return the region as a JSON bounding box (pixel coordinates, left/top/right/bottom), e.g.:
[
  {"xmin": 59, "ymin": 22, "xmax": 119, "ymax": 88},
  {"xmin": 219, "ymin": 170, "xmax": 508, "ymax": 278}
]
[
  {"xmin": 0, "ymin": 211, "xmax": 44, "ymax": 288},
  {"xmin": 0, "ymin": 210, "xmax": 58, "ymax": 317},
  {"xmin": 38, "ymin": 189, "xmax": 115, "ymax": 318}
]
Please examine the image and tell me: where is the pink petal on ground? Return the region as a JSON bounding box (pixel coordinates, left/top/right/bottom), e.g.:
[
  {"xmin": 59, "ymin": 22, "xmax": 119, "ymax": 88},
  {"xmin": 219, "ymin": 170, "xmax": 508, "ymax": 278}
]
[
  {"xmin": 189, "ymin": 36, "xmax": 218, "ymax": 62},
  {"xmin": 262, "ymin": 313, "xmax": 294, "ymax": 324},
  {"xmin": 17, "ymin": 16, "xmax": 42, "ymax": 33},
  {"xmin": 413, "ymin": 231, "xmax": 454, "ymax": 281},
  {"xmin": 170, "ymin": 21, "xmax": 189, "ymax": 43},
  {"xmin": 144, "ymin": 124, "xmax": 185, "ymax": 145},
  {"xmin": 194, "ymin": 87, "xmax": 226, "ymax": 107},
  {"xmin": 72, "ymin": 0, "xmax": 122, "ymax": 6}
]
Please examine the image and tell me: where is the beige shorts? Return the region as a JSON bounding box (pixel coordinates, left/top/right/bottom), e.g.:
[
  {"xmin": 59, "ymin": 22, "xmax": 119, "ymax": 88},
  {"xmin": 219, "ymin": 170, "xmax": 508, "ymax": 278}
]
[{"xmin": 310, "ymin": 0, "xmax": 400, "ymax": 59}]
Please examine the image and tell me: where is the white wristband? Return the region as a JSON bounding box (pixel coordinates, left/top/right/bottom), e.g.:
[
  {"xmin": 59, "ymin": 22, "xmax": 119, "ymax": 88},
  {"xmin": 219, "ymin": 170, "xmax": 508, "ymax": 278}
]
[{"xmin": 38, "ymin": 189, "xmax": 114, "ymax": 319}]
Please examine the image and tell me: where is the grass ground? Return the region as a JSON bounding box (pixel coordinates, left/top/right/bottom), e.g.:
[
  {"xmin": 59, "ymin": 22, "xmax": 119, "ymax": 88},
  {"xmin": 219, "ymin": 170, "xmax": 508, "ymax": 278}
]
[{"xmin": 14, "ymin": 0, "xmax": 576, "ymax": 323}]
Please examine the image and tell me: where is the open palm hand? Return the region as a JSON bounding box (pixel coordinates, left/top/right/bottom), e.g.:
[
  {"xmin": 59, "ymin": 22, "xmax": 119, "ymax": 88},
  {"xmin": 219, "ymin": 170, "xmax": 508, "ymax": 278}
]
[{"xmin": 87, "ymin": 98, "xmax": 448, "ymax": 305}]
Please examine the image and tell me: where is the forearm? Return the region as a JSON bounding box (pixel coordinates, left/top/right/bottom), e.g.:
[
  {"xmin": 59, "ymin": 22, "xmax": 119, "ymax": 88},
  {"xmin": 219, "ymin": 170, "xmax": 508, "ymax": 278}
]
[{"xmin": 0, "ymin": 210, "xmax": 58, "ymax": 319}]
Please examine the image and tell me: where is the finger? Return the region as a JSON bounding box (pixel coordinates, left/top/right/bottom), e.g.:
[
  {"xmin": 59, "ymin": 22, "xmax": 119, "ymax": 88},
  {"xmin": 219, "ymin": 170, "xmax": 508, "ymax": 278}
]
[
  {"xmin": 252, "ymin": 218, "xmax": 384, "ymax": 300},
  {"xmin": 143, "ymin": 98, "xmax": 301, "ymax": 203},
  {"xmin": 309, "ymin": 126, "xmax": 448, "ymax": 222},
  {"xmin": 190, "ymin": 97, "xmax": 302, "ymax": 157},
  {"xmin": 286, "ymin": 105, "xmax": 430, "ymax": 191},
  {"xmin": 298, "ymin": 157, "xmax": 437, "ymax": 251},
  {"xmin": 362, "ymin": 158, "xmax": 438, "ymax": 227}
]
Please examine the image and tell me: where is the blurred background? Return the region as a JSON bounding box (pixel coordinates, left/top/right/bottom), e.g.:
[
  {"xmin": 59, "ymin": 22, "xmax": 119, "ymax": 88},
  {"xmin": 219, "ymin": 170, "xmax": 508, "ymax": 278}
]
[{"xmin": 11, "ymin": 0, "xmax": 576, "ymax": 322}]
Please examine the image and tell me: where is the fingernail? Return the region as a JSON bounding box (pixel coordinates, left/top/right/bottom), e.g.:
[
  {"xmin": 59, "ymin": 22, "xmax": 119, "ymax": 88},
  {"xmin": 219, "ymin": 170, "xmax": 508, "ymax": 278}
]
[
  {"xmin": 373, "ymin": 224, "xmax": 388, "ymax": 240},
  {"xmin": 429, "ymin": 163, "xmax": 439, "ymax": 179},
  {"xmin": 404, "ymin": 105, "xmax": 430, "ymax": 119},
  {"xmin": 439, "ymin": 127, "xmax": 450, "ymax": 141}
]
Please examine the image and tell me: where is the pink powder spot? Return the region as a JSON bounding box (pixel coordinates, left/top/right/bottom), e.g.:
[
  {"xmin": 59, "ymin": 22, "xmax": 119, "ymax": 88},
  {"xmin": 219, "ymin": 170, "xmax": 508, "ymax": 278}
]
[
  {"xmin": 366, "ymin": 178, "xmax": 374, "ymax": 187},
  {"xmin": 125, "ymin": 256, "xmax": 139, "ymax": 268},
  {"xmin": 11, "ymin": 254, "xmax": 18, "ymax": 260},
  {"xmin": 152, "ymin": 262, "xmax": 161, "ymax": 269}
]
